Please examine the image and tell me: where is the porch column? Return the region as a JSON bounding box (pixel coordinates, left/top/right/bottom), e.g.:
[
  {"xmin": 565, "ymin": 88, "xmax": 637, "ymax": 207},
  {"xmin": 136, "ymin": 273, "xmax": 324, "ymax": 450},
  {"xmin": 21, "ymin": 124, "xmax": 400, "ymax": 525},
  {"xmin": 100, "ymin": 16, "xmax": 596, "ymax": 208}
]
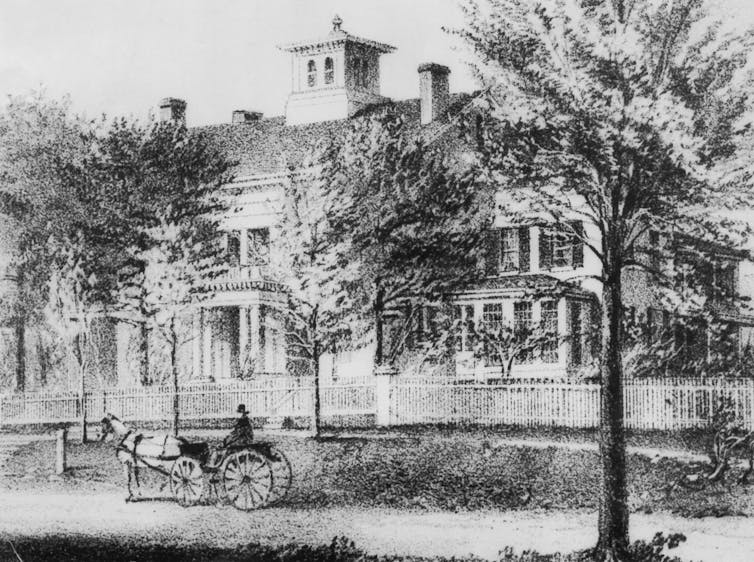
[
  {"xmin": 202, "ymin": 309, "xmax": 213, "ymax": 381},
  {"xmin": 192, "ymin": 308, "xmax": 203, "ymax": 380},
  {"xmin": 249, "ymin": 304, "xmax": 262, "ymax": 373},
  {"xmin": 239, "ymin": 306, "xmax": 249, "ymax": 376},
  {"xmin": 239, "ymin": 229, "xmax": 248, "ymax": 266}
]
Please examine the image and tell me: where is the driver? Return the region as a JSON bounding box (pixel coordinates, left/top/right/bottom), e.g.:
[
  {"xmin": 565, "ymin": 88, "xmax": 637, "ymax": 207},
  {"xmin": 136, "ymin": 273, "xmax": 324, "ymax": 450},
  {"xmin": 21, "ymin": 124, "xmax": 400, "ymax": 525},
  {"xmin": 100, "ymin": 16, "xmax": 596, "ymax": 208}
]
[{"xmin": 223, "ymin": 403, "xmax": 254, "ymax": 448}]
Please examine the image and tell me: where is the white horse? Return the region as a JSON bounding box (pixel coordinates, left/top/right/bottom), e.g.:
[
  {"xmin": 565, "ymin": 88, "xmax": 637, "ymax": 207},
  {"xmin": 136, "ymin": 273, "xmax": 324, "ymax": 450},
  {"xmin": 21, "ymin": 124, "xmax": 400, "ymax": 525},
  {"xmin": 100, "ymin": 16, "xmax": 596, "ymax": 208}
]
[{"xmin": 100, "ymin": 413, "xmax": 193, "ymax": 502}]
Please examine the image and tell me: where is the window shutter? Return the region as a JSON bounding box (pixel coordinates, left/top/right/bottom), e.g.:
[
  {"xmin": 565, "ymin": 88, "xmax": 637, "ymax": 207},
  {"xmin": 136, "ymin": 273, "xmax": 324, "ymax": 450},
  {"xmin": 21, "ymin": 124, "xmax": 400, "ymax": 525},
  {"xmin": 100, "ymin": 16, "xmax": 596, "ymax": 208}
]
[
  {"xmin": 485, "ymin": 229, "xmax": 501, "ymax": 276},
  {"xmin": 519, "ymin": 227, "xmax": 530, "ymax": 272},
  {"xmin": 539, "ymin": 228, "xmax": 552, "ymax": 270},
  {"xmin": 572, "ymin": 221, "xmax": 584, "ymax": 268}
]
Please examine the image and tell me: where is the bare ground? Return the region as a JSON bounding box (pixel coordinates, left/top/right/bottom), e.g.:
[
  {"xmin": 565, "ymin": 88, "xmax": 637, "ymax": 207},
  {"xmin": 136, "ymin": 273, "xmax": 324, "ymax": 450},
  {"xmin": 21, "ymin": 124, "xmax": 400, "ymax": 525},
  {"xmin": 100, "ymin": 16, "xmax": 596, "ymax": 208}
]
[{"xmin": 0, "ymin": 491, "xmax": 752, "ymax": 562}]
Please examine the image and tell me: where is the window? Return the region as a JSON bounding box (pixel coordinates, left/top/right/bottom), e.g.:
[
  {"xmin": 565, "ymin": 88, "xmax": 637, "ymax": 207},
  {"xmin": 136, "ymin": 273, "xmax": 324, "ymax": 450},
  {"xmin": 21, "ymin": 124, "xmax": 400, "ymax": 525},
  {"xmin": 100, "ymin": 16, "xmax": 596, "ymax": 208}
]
[
  {"xmin": 453, "ymin": 305, "xmax": 475, "ymax": 352},
  {"xmin": 541, "ymin": 301, "xmax": 559, "ymax": 363},
  {"xmin": 324, "ymin": 57, "xmax": 334, "ymax": 85},
  {"xmin": 501, "ymin": 229, "xmax": 520, "ymax": 272},
  {"xmin": 247, "ymin": 228, "xmax": 270, "ymax": 266},
  {"xmin": 539, "ymin": 222, "xmax": 584, "ymax": 270},
  {"xmin": 486, "ymin": 227, "xmax": 530, "ymax": 275},
  {"xmin": 361, "ymin": 59, "xmax": 369, "ymax": 87},
  {"xmin": 714, "ymin": 262, "xmax": 736, "ymax": 301},
  {"xmin": 353, "ymin": 57, "xmax": 362, "ymax": 87},
  {"xmin": 307, "ymin": 60, "xmax": 317, "ymax": 88},
  {"xmin": 226, "ymin": 230, "xmax": 241, "ymax": 267},
  {"xmin": 514, "ymin": 301, "xmax": 533, "ymax": 364},
  {"xmin": 482, "ymin": 303, "xmax": 504, "ymax": 366}
]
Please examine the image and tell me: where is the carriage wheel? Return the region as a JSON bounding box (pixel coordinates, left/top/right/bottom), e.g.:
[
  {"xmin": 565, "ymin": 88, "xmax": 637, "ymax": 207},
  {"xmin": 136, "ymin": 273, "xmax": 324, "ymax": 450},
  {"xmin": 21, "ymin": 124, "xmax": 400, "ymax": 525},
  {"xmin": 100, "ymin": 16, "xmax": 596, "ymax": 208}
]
[
  {"xmin": 170, "ymin": 456, "xmax": 205, "ymax": 507},
  {"xmin": 267, "ymin": 447, "xmax": 292, "ymax": 506},
  {"xmin": 222, "ymin": 450, "xmax": 272, "ymax": 510}
]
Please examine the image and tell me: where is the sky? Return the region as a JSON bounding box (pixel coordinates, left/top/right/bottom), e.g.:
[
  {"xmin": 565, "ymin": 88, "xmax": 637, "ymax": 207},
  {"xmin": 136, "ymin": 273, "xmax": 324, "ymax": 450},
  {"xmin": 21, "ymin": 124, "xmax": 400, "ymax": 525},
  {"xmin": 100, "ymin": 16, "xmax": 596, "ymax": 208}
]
[
  {"xmin": 0, "ymin": 0, "xmax": 482, "ymax": 127},
  {"xmin": 2, "ymin": 0, "xmax": 753, "ymax": 127}
]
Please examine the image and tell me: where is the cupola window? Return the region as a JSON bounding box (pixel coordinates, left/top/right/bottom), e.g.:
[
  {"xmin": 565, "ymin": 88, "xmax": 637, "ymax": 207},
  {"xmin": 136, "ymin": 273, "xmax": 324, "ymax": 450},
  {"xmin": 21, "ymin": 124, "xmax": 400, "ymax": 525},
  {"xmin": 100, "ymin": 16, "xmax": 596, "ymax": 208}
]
[
  {"xmin": 360, "ymin": 59, "xmax": 369, "ymax": 87},
  {"xmin": 324, "ymin": 57, "xmax": 334, "ymax": 85},
  {"xmin": 353, "ymin": 57, "xmax": 362, "ymax": 88},
  {"xmin": 307, "ymin": 60, "xmax": 317, "ymax": 88}
]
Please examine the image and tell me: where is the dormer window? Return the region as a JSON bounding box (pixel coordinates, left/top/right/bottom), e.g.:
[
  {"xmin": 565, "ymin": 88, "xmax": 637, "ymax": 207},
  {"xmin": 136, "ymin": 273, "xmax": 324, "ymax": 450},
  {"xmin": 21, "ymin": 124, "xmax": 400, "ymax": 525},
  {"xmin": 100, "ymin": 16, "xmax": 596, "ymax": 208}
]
[
  {"xmin": 307, "ymin": 60, "xmax": 317, "ymax": 88},
  {"xmin": 324, "ymin": 57, "xmax": 334, "ymax": 85}
]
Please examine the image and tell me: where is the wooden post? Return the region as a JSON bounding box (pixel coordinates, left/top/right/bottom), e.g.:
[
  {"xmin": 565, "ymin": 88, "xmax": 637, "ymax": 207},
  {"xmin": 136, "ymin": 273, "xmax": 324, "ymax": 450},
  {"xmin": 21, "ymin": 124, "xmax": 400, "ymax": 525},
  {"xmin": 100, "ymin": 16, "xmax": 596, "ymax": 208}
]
[{"xmin": 56, "ymin": 428, "xmax": 67, "ymax": 474}]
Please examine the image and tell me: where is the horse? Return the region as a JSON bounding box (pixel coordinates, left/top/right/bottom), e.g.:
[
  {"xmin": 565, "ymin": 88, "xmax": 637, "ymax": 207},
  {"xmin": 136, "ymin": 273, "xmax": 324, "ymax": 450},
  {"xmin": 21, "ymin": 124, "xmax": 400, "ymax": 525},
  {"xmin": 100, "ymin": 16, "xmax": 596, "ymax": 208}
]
[{"xmin": 100, "ymin": 413, "xmax": 194, "ymax": 502}]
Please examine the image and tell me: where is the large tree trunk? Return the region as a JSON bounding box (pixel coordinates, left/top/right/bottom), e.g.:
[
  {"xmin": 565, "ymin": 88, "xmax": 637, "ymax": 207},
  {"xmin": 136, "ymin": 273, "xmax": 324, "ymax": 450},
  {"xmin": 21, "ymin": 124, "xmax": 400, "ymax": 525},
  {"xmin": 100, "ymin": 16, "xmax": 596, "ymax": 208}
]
[
  {"xmin": 170, "ymin": 316, "xmax": 180, "ymax": 437},
  {"xmin": 312, "ymin": 341, "xmax": 321, "ymax": 438},
  {"xmin": 14, "ymin": 311, "xmax": 25, "ymax": 392},
  {"xmin": 73, "ymin": 333, "xmax": 88, "ymax": 444},
  {"xmin": 374, "ymin": 286, "xmax": 385, "ymax": 366},
  {"xmin": 139, "ymin": 321, "xmax": 150, "ymax": 385},
  {"xmin": 596, "ymin": 269, "xmax": 629, "ymax": 560}
]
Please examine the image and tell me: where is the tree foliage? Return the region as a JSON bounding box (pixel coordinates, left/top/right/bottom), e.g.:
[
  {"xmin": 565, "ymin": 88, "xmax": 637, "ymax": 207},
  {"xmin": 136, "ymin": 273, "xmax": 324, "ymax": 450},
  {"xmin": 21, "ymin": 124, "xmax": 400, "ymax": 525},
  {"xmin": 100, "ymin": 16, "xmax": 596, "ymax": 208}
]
[
  {"xmin": 455, "ymin": 0, "xmax": 754, "ymax": 558},
  {"xmin": 325, "ymin": 110, "xmax": 492, "ymax": 366}
]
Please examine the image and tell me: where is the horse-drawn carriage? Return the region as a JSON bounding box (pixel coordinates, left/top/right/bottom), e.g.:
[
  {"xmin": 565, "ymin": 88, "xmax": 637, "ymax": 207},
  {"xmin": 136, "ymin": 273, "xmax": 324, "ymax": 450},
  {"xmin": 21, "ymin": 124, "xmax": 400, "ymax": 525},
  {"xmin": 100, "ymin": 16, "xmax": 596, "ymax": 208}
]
[{"xmin": 100, "ymin": 412, "xmax": 292, "ymax": 510}]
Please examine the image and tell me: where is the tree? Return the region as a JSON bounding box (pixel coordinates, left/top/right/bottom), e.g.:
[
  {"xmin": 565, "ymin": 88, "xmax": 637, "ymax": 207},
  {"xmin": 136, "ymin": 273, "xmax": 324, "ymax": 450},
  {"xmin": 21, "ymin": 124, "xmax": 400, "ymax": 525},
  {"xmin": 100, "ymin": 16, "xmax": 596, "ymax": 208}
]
[
  {"xmin": 326, "ymin": 110, "xmax": 491, "ymax": 369},
  {"xmin": 272, "ymin": 156, "xmax": 349, "ymax": 436},
  {"xmin": 456, "ymin": 1, "xmax": 754, "ymax": 558},
  {"xmin": 472, "ymin": 318, "xmax": 559, "ymax": 379},
  {"xmin": 96, "ymin": 119, "xmax": 232, "ymax": 435},
  {"xmin": 0, "ymin": 93, "xmax": 94, "ymax": 391}
]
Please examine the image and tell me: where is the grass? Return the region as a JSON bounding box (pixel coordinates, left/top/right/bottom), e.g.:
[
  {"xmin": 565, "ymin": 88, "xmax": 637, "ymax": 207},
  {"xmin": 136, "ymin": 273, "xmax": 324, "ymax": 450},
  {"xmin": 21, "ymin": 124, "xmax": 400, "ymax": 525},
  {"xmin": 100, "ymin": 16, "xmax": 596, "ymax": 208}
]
[
  {"xmin": 1, "ymin": 535, "xmax": 689, "ymax": 562},
  {"xmin": 3, "ymin": 425, "xmax": 750, "ymax": 518}
]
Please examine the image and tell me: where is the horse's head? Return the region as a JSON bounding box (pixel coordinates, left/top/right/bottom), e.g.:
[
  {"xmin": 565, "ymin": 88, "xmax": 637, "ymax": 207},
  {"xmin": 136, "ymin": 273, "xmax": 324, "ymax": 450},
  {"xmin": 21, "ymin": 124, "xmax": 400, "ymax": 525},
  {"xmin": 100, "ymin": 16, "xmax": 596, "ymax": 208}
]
[{"xmin": 99, "ymin": 413, "xmax": 121, "ymax": 442}]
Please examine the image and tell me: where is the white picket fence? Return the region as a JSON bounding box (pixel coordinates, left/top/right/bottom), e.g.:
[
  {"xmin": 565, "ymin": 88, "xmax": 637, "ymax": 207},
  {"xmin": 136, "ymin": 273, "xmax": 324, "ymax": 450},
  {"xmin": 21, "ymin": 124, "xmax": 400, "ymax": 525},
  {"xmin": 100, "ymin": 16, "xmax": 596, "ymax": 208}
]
[{"xmin": 2, "ymin": 376, "xmax": 754, "ymax": 430}]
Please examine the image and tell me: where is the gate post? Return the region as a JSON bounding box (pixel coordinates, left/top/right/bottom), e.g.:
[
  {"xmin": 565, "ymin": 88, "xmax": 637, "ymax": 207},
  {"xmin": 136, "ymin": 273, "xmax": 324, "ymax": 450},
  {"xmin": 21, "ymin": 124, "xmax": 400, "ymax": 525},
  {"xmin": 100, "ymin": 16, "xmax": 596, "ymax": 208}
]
[
  {"xmin": 56, "ymin": 428, "xmax": 67, "ymax": 474},
  {"xmin": 374, "ymin": 365, "xmax": 398, "ymax": 426}
]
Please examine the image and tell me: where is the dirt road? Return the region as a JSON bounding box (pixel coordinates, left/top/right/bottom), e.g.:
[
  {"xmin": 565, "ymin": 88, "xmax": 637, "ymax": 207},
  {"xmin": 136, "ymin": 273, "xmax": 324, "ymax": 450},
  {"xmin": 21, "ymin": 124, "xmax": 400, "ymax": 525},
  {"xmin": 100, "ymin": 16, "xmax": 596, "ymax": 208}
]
[{"xmin": 0, "ymin": 491, "xmax": 751, "ymax": 561}]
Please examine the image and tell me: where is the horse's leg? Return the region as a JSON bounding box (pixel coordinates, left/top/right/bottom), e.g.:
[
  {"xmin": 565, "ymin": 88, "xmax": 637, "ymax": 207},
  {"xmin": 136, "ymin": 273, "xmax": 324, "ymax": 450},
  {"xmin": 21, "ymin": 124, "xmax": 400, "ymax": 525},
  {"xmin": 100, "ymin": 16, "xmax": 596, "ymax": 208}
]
[
  {"xmin": 740, "ymin": 446, "xmax": 753, "ymax": 485},
  {"xmin": 133, "ymin": 464, "xmax": 143, "ymax": 499},
  {"xmin": 124, "ymin": 463, "xmax": 133, "ymax": 502}
]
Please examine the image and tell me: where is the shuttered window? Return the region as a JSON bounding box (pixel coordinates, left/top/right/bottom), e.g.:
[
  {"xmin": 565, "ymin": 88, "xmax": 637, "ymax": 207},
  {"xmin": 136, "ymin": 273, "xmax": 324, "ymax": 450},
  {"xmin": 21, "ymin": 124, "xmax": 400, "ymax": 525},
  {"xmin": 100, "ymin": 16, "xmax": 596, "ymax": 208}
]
[
  {"xmin": 487, "ymin": 227, "xmax": 531, "ymax": 275},
  {"xmin": 501, "ymin": 229, "xmax": 519, "ymax": 272},
  {"xmin": 539, "ymin": 221, "xmax": 584, "ymax": 270}
]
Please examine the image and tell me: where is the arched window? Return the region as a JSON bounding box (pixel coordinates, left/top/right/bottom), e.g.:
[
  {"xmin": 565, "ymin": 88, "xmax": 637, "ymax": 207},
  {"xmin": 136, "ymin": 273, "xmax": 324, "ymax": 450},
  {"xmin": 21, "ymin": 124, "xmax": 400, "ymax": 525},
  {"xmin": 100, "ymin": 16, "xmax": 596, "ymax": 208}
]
[
  {"xmin": 361, "ymin": 59, "xmax": 369, "ymax": 88},
  {"xmin": 307, "ymin": 60, "xmax": 317, "ymax": 88},
  {"xmin": 324, "ymin": 57, "xmax": 334, "ymax": 85},
  {"xmin": 353, "ymin": 57, "xmax": 362, "ymax": 88}
]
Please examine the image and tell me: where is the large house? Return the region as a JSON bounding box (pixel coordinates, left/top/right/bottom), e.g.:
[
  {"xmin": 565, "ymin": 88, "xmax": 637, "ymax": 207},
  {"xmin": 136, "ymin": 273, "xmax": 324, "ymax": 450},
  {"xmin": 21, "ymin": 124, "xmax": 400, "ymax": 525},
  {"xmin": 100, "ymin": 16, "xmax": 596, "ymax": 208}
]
[{"xmin": 4, "ymin": 17, "xmax": 754, "ymax": 389}]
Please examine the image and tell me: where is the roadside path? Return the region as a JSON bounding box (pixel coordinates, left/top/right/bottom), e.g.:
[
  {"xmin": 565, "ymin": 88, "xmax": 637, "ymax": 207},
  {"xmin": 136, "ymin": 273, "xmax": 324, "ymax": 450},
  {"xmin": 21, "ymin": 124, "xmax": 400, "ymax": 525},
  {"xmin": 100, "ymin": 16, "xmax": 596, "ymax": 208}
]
[
  {"xmin": 0, "ymin": 491, "xmax": 750, "ymax": 561},
  {"xmin": 0, "ymin": 433, "xmax": 53, "ymax": 478},
  {"xmin": 493, "ymin": 438, "xmax": 712, "ymax": 464}
]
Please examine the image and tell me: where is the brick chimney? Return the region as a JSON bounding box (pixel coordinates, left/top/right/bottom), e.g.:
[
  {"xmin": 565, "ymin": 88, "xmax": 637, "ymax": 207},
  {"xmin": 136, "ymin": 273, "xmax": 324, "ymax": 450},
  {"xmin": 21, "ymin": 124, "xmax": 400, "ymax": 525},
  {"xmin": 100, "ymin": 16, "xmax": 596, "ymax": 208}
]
[
  {"xmin": 159, "ymin": 98, "xmax": 186, "ymax": 124},
  {"xmin": 232, "ymin": 110, "xmax": 264, "ymax": 124},
  {"xmin": 418, "ymin": 63, "xmax": 450, "ymax": 125}
]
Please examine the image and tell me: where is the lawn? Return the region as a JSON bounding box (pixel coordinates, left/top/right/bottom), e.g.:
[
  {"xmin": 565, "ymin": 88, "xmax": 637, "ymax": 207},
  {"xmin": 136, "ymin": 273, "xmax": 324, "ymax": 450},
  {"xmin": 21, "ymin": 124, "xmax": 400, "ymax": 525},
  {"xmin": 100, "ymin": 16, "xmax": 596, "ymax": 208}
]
[
  {"xmin": 3, "ymin": 425, "xmax": 751, "ymax": 519},
  {"xmin": 0, "ymin": 535, "xmax": 690, "ymax": 562}
]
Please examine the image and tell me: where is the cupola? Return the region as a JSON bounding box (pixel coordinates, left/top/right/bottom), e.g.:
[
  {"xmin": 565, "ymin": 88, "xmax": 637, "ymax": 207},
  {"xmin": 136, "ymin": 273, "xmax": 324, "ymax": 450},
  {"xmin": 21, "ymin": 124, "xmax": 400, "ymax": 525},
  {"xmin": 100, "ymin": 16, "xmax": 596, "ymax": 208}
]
[{"xmin": 279, "ymin": 16, "xmax": 396, "ymax": 125}]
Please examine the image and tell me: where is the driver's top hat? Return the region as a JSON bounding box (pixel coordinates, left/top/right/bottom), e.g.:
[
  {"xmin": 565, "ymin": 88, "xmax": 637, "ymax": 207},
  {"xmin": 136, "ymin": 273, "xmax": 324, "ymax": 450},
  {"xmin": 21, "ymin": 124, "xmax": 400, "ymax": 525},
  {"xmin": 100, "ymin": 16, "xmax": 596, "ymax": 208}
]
[{"xmin": 237, "ymin": 403, "xmax": 249, "ymax": 414}]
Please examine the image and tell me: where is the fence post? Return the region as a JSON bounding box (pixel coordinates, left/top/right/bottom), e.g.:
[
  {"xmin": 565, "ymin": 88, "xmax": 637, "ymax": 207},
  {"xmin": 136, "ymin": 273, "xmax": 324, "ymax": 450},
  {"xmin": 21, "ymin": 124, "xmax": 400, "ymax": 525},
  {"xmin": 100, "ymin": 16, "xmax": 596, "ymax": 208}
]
[
  {"xmin": 374, "ymin": 366, "xmax": 398, "ymax": 426},
  {"xmin": 56, "ymin": 428, "xmax": 67, "ymax": 474}
]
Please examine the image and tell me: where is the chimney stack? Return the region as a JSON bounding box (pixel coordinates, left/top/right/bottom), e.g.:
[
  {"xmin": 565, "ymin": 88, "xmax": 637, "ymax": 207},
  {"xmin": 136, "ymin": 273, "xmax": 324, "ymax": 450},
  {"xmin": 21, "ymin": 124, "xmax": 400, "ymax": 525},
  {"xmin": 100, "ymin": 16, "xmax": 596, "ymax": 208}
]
[
  {"xmin": 232, "ymin": 110, "xmax": 264, "ymax": 124},
  {"xmin": 159, "ymin": 98, "xmax": 187, "ymax": 125},
  {"xmin": 418, "ymin": 63, "xmax": 450, "ymax": 125}
]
